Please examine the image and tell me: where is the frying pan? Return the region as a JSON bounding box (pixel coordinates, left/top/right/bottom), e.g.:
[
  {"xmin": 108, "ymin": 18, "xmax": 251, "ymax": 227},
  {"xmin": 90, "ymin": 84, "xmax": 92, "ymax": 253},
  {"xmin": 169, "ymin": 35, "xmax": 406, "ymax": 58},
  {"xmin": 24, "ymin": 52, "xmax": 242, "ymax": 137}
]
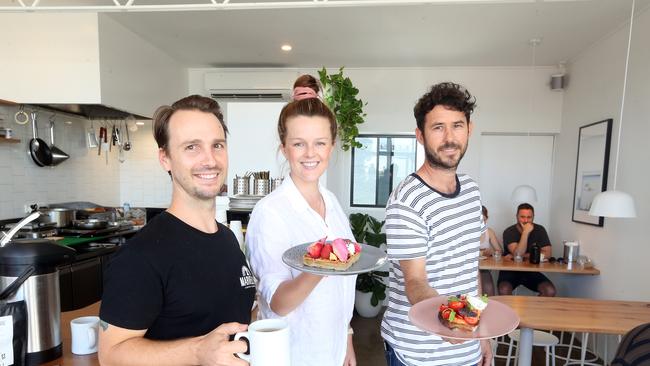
[
  {"xmin": 48, "ymin": 119, "xmax": 70, "ymax": 165},
  {"xmin": 28, "ymin": 112, "xmax": 53, "ymax": 167}
]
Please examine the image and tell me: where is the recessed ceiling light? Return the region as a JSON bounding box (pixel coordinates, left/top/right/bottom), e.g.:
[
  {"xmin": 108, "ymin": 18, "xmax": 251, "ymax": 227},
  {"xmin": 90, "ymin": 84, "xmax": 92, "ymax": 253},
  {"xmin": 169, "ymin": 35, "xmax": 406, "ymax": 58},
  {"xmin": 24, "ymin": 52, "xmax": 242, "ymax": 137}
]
[
  {"xmin": 135, "ymin": 121, "xmax": 145, "ymax": 126},
  {"xmin": 281, "ymin": 44, "xmax": 292, "ymax": 52}
]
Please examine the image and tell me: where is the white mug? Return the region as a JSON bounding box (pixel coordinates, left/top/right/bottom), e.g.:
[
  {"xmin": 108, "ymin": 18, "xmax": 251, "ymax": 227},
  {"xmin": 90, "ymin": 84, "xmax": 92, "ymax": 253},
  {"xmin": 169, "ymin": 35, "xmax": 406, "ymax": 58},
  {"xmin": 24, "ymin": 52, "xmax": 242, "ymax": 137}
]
[
  {"xmin": 70, "ymin": 316, "xmax": 99, "ymax": 355},
  {"xmin": 235, "ymin": 319, "xmax": 290, "ymax": 366}
]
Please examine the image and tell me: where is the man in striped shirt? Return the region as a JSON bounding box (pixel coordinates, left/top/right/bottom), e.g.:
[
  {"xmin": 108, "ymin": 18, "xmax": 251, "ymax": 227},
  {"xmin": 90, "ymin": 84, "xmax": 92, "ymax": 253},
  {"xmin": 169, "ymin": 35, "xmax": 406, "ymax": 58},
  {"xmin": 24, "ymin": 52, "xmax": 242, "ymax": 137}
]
[{"xmin": 381, "ymin": 82, "xmax": 491, "ymax": 366}]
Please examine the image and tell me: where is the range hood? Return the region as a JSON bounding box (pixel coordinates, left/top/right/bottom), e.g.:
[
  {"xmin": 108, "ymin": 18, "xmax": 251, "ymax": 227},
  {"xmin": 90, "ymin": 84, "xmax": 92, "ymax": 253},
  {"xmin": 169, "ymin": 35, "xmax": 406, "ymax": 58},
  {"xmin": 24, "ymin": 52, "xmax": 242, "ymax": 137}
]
[{"xmin": 33, "ymin": 103, "xmax": 150, "ymax": 120}]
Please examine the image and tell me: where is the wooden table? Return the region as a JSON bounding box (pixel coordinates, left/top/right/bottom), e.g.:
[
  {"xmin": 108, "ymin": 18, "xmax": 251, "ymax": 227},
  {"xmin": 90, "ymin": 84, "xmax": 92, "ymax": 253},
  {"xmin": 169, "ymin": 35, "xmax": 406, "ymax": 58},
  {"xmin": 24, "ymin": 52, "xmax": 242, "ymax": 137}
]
[
  {"xmin": 44, "ymin": 302, "xmax": 100, "ymax": 366},
  {"xmin": 480, "ymin": 256, "xmax": 600, "ymax": 275},
  {"xmin": 493, "ymin": 296, "xmax": 650, "ymax": 366}
]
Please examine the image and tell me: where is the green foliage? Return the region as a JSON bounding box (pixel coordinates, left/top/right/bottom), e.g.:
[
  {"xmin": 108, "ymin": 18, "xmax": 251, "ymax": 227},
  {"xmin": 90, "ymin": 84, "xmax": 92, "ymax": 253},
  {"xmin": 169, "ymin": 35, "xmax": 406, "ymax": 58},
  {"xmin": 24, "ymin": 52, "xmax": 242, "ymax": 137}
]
[
  {"xmin": 318, "ymin": 67, "xmax": 367, "ymax": 151},
  {"xmin": 350, "ymin": 213, "xmax": 388, "ymax": 306}
]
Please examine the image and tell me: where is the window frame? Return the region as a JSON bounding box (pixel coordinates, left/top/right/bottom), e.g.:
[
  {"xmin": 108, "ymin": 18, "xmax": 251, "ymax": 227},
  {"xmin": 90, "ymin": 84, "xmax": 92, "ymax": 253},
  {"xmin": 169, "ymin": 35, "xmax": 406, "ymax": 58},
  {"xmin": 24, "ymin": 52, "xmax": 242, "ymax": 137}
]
[{"xmin": 349, "ymin": 134, "xmax": 418, "ymax": 208}]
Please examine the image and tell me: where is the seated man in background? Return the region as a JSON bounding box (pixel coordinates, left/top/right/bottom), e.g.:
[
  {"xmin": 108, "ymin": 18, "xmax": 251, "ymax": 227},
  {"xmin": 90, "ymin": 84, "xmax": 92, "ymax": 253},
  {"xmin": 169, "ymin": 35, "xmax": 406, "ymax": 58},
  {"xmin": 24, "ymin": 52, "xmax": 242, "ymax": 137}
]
[{"xmin": 497, "ymin": 203, "xmax": 556, "ymax": 297}]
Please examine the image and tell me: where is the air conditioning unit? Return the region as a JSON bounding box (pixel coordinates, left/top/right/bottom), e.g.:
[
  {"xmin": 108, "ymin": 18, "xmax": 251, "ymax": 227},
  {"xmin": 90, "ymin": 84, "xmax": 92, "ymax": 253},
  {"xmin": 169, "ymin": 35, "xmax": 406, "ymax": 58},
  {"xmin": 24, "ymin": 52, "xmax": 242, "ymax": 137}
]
[
  {"xmin": 209, "ymin": 89, "xmax": 291, "ymax": 101},
  {"xmin": 204, "ymin": 70, "xmax": 298, "ymax": 101}
]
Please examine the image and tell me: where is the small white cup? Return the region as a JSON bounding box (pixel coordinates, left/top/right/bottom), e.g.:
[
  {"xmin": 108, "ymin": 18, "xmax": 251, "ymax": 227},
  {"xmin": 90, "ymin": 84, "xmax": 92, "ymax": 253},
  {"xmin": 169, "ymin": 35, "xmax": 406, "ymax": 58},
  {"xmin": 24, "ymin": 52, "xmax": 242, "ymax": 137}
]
[
  {"xmin": 70, "ymin": 316, "xmax": 99, "ymax": 355},
  {"xmin": 235, "ymin": 319, "xmax": 290, "ymax": 366}
]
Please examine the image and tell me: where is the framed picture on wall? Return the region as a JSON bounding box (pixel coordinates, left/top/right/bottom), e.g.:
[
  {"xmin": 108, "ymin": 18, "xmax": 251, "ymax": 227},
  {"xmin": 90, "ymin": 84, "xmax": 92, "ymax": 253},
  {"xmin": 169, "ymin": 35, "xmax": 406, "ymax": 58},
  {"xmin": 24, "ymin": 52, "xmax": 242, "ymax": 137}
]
[{"xmin": 572, "ymin": 119, "xmax": 613, "ymax": 226}]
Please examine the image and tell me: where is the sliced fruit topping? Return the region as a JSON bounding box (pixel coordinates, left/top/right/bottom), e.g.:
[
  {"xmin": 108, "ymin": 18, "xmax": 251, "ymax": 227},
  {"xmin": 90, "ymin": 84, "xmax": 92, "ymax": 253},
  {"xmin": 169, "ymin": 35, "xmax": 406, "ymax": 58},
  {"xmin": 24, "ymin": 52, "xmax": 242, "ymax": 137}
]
[
  {"xmin": 320, "ymin": 244, "xmax": 333, "ymax": 259},
  {"xmin": 332, "ymin": 238, "xmax": 349, "ymax": 262},
  {"xmin": 307, "ymin": 242, "xmax": 323, "ymax": 259}
]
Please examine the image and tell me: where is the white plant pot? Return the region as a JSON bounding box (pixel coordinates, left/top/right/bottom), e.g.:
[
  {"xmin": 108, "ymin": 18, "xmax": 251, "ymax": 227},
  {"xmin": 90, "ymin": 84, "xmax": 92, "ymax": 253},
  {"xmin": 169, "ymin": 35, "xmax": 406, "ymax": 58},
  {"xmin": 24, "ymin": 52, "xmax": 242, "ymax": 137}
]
[{"xmin": 355, "ymin": 290, "xmax": 382, "ymax": 318}]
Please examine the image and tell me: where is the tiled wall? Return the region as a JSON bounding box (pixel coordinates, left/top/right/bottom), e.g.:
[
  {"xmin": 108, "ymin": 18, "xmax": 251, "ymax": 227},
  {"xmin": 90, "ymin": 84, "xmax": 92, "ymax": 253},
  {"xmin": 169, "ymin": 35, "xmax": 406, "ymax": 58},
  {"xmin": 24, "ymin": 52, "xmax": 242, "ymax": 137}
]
[
  {"xmin": 117, "ymin": 120, "xmax": 172, "ymax": 208},
  {"xmin": 0, "ymin": 105, "xmax": 171, "ymax": 220}
]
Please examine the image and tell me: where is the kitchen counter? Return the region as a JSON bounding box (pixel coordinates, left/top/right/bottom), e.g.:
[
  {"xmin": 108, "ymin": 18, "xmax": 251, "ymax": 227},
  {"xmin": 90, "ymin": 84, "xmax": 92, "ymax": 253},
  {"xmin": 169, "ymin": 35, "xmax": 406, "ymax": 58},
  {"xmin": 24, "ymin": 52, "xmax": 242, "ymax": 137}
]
[
  {"xmin": 46, "ymin": 302, "xmax": 259, "ymax": 366},
  {"xmin": 43, "ymin": 302, "xmax": 100, "ymax": 366}
]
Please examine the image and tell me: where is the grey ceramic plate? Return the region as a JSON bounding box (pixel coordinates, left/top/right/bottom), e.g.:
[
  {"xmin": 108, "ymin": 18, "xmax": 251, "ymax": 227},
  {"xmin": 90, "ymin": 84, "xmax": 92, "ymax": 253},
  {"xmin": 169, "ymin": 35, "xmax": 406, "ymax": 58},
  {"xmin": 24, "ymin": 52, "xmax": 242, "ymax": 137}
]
[{"xmin": 282, "ymin": 242, "xmax": 388, "ymax": 276}]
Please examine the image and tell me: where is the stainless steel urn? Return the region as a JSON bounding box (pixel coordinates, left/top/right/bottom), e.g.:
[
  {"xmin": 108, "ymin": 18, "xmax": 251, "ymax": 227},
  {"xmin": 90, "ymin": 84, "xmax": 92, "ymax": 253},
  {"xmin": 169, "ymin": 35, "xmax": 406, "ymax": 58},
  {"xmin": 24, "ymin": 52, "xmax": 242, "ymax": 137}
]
[{"xmin": 0, "ymin": 238, "xmax": 75, "ymax": 365}]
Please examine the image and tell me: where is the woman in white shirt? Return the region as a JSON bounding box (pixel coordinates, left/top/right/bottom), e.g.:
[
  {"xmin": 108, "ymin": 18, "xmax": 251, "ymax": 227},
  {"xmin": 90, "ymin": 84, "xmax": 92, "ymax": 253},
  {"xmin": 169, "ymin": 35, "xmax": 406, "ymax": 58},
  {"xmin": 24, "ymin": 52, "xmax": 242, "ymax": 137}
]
[{"xmin": 246, "ymin": 74, "xmax": 357, "ymax": 366}]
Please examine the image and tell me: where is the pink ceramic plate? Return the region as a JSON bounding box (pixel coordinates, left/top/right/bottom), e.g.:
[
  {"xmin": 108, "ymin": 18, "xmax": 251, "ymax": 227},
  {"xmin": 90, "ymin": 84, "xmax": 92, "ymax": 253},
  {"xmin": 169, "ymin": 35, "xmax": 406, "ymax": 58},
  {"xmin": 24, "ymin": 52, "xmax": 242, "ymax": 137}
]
[{"xmin": 409, "ymin": 296, "xmax": 520, "ymax": 340}]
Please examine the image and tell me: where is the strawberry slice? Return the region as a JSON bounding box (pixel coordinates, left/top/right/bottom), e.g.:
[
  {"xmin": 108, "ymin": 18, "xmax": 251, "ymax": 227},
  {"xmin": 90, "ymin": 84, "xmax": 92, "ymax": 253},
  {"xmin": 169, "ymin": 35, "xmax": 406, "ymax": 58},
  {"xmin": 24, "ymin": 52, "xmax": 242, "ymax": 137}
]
[
  {"xmin": 320, "ymin": 244, "xmax": 333, "ymax": 259},
  {"xmin": 353, "ymin": 242, "xmax": 362, "ymax": 253},
  {"xmin": 307, "ymin": 242, "xmax": 323, "ymax": 258}
]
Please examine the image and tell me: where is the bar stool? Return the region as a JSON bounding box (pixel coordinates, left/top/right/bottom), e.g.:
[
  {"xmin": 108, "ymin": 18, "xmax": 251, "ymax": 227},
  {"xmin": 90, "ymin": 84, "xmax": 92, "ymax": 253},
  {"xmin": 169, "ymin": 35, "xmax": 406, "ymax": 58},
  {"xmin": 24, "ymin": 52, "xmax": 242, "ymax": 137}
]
[
  {"xmin": 554, "ymin": 331, "xmax": 600, "ymax": 365},
  {"xmin": 506, "ymin": 329, "xmax": 559, "ymax": 366}
]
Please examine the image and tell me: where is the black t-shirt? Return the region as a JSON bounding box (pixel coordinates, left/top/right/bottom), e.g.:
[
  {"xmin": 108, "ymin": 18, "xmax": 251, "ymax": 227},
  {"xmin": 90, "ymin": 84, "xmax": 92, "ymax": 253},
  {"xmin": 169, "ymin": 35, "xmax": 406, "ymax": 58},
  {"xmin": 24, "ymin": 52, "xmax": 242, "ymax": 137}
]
[
  {"xmin": 100, "ymin": 211, "xmax": 256, "ymax": 340},
  {"xmin": 502, "ymin": 223, "xmax": 551, "ymax": 256}
]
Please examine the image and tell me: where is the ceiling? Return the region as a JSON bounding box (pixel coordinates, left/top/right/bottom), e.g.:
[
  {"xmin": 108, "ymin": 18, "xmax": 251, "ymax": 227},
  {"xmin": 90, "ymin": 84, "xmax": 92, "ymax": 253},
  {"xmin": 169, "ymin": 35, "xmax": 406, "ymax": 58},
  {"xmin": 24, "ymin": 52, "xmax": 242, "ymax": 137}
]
[{"xmin": 4, "ymin": 0, "xmax": 649, "ymax": 68}]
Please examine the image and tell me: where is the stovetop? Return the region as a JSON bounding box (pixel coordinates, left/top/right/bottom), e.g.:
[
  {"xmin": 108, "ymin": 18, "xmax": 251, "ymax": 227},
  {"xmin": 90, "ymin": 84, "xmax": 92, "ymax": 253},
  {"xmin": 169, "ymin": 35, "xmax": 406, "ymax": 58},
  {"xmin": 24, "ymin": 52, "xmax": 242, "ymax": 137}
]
[
  {"xmin": 58, "ymin": 226, "xmax": 120, "ymax": 237},
  {"xmin": 5, "ymin": 221, "xmax": 57, "ymax": 231}
]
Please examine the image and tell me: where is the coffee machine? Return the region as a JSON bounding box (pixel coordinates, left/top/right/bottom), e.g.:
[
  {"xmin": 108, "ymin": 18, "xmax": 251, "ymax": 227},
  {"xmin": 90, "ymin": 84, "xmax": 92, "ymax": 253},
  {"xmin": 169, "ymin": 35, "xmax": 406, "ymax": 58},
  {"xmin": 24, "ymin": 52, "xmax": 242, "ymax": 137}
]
[{"xmin": 0, "ymin": 238, "xmax": 75, "ymax": 365}]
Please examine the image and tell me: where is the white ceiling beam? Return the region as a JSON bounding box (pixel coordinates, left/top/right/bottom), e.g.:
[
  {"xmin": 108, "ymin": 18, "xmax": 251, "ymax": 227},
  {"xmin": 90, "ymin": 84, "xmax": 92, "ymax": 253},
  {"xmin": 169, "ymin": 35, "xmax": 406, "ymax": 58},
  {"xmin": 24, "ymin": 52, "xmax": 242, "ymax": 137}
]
[{"xmin": 0, "ymin": 0, "xmax": 542, "ymax": 13}]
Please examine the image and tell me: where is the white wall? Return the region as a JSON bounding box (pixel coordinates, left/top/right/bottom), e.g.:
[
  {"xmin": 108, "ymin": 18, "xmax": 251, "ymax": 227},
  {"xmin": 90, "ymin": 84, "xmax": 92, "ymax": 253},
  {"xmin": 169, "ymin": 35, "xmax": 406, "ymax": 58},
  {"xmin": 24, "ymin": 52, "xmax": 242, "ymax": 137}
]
[
  {"xmin": 188, "ymin": 67, "xmax": 564, "ymax": 221},
  {"xmin": 0, "ymin": 13, "xmax": 101, "ymax": 103},
  {"xmin": 549, "ymin": 6, "xmax": 650, "ymax": 303},
  {"xmin": 98, "ymin": 15, "xmax": 187, "ymax": 118}
]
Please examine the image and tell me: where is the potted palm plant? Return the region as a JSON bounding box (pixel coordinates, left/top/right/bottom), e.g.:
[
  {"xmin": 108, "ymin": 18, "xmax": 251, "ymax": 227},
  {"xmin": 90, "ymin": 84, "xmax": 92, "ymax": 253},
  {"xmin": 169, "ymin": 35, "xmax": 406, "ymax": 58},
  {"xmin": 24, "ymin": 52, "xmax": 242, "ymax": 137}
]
[{"xmin": 349, "ymin": 213, "xmax": 388, "ymax": 317}]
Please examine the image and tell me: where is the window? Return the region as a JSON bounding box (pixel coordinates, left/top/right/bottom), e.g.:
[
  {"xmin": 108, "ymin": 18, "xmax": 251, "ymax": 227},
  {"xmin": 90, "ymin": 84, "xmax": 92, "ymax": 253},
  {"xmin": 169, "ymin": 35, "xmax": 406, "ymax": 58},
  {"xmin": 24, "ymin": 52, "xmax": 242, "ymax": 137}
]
[{"xmin": 351, "ymin": 135, "xmax": 418, "ymax": 207}]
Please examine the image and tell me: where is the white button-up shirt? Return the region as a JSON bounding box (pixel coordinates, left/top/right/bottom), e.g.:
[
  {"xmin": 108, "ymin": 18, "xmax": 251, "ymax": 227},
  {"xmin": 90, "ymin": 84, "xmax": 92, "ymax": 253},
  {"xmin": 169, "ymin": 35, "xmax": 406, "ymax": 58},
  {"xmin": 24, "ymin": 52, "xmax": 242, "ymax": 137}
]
[{"xmin": 246, "ymin": 176, "xmax": 356, "ymax": 366}]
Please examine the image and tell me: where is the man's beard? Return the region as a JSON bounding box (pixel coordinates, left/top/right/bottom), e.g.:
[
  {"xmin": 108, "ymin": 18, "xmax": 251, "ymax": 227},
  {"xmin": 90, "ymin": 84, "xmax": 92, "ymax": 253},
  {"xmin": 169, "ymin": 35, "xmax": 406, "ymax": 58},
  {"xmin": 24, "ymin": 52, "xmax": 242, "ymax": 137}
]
[{"xmin": 423, "ymin": 137, "xmax": 467, "ymax": 171}]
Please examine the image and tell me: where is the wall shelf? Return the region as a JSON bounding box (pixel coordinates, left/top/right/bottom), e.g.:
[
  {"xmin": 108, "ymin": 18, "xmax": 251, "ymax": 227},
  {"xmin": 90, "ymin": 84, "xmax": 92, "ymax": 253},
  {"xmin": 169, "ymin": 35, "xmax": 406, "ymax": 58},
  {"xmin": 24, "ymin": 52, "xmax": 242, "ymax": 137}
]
[{"xmin": 0, "ymin": 137, "xmax": 21, "ymax": 143}]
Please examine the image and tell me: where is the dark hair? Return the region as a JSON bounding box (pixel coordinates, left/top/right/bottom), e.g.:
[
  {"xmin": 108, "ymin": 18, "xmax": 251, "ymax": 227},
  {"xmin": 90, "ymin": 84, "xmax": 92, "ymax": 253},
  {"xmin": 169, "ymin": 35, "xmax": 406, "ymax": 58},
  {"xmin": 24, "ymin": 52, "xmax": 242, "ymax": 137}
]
[
  {"xmin": 517, "ymin": 203, "xmax": 535, "ymax": 214},
  {"xmin": 482, "ymin": 205, "xmax": 488, "ymax": 219},
  {"xmin": 414, "ymin": 82, "xmax": 476, "ymax": 132},
  {"xmin": 153, "ymin": 95, "xmax": 227, "ymax": 153},
  {"xmin": 278, "ymin": 75, "xmax": 336, "ymax": 145}
]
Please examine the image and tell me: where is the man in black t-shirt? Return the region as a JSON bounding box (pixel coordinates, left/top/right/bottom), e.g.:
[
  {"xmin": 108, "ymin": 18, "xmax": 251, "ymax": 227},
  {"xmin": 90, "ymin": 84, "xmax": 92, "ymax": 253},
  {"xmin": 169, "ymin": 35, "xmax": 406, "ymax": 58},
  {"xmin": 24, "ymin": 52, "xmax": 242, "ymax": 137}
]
[
  {"xmin": 98, "ymin": 95, "xmax": 255, "ymax": 366},
  {"xmin": 497, "ymin": 203, "xmax": 556, "ymax": 297}
]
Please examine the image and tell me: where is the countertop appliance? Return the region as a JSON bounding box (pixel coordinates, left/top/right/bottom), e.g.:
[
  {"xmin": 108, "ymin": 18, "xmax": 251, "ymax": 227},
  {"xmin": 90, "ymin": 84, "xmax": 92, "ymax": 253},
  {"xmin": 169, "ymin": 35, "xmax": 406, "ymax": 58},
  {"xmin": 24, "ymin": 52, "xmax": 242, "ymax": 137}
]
[{"xmin": 0, "ymin": 238, "xmax": 75, "ymax": 365}]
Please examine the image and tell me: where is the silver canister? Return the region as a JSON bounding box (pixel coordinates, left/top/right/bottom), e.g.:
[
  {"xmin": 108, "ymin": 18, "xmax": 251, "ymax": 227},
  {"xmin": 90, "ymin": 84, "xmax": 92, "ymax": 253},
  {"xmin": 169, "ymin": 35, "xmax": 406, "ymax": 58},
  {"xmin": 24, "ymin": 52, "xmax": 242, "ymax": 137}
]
[
  {"xmin": 253, "ymin": 178, "xmax": 270, "ymax": 196},
  {"xmin": 563, "ymin": 241, "xmax": 580, "ymax": 262},
  {"xmin": 233, "ymin": 177, "xmax": 250, "ymax": 195},
  {"xmin": 271, "ymin": 177, "xmax": 284, "ymax": 192}
]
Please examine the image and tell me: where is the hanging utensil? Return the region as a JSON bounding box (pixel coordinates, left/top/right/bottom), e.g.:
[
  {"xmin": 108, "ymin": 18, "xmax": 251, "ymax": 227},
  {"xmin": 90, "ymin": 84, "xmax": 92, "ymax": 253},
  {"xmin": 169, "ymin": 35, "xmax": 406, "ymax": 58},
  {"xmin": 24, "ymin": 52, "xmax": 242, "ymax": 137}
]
[
  {"xmin": 48, "ymin": 116, "xmax": 70, "ymax": 166},
  {"xmin": 14, "ymin": 105, "xmax": 29, "ymax": 125},
  {"xmin": 28, "ymin": 111, "xmax": 53, "ymax": 167},
  {"xmin": 98, "ymin": 126, "xmax": 106, "ymax": 156},
  {"xmin": 86, "ymin": 120, "xmax": 98, "ymax": 149},
  {"xmin": 116, "ymin": 125, "xmax": 125, "ymax": 163},
  {"xmin": 123, "ymin": 120, "xmax": 132, "ymax": 151}
]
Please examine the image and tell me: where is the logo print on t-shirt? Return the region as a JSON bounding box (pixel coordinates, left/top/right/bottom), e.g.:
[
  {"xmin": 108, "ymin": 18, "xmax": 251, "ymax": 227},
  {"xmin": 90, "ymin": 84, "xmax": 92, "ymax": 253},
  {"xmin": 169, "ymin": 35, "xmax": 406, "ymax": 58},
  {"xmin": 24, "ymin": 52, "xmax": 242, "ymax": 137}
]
[{"xmin": 239, "ymin": 265, "xmax": 255, "ymax": 289}]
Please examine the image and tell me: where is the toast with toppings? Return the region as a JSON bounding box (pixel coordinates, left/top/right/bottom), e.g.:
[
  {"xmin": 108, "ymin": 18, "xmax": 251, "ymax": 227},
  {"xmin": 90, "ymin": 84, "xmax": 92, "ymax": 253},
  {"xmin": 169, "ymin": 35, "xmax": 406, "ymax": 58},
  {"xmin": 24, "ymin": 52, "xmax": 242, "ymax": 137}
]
[
  {"xmin": 302, "ymin": 237, "xmax": 362, "ymax": 271},
  {"xmin": 438, "ymin": 294, "xmax": 488, "ymax": 332}
]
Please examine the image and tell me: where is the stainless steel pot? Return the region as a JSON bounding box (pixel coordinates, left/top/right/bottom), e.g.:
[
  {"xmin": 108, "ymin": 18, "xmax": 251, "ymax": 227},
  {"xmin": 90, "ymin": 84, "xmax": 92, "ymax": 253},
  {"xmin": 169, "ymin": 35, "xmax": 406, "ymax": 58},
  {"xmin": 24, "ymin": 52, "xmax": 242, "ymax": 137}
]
[{"xmin": 39, "ymin": 208, "xmax": 75, "ymax": 228}]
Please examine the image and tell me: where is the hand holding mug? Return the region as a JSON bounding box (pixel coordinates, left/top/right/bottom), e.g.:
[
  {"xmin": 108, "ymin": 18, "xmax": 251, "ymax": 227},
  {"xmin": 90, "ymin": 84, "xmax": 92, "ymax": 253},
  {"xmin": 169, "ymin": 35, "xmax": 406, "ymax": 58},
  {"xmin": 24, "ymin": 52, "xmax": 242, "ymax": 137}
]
[
  {"xmin": 197, "ymin": 322, "xmax": 249, "ymax": 366},
  {"xmin": 234, "ymin": 319, "xmax": 290, "ymax": 366}
]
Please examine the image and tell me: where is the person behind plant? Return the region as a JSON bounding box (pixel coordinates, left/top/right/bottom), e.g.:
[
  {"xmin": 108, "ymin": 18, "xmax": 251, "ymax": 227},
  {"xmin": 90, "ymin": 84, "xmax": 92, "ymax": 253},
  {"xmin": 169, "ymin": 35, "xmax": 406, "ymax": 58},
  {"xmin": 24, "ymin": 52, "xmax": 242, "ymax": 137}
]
[
  {"xmin": 98, "ymin": 95, "xmax": 255, "ymax": 366},
  {"xmin": 381, "ymin": 82, "xmax": 492, "ymax": 366},
  {"xmin": 246, "ymin": 74, "xmax": 357, "ymax": 366},
  {"xmin": 497, "ymin": 203, "xmax": 556, "ymax": 297},
  {"xmin": 479, "ymin": 205, "xmax": 503, "ymax": 296}
]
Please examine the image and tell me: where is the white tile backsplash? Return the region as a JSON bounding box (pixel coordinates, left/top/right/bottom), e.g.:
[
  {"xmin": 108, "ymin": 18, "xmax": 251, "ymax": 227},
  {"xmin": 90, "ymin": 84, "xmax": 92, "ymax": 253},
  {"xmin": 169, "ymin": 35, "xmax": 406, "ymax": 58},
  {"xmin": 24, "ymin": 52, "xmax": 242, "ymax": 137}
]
[{"xmin": 0, "ymin": 105, "xmax": 171, "ymax": 219}]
